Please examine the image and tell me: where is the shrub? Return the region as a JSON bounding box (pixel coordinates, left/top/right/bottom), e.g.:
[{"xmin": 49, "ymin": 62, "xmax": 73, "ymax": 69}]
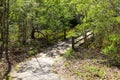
[
  {"xmin": 28, "ymin": 48, "xmax": 38, "ymax": 55},
  {"xmin": 86, "ymin": 63, "xmax": 106, "ymax": 79},
  {"xmin": 64, "ymin": 48, "xmax": 75, "ymax": 59},
  {"xmin": 103, "ymin": 34, "xmax": 120, "ymax": 59}
]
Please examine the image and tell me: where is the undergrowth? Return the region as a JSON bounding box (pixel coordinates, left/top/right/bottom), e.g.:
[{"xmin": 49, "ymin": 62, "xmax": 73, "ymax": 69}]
[{"xmin": 64, "ymin": 48, "xmax": 75, "ymax": 59}]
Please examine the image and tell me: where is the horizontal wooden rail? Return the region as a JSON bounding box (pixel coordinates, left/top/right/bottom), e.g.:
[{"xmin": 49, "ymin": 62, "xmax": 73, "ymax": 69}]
[
  {"xmin": 75, "ymin": 36, "xmax": 84, "ymax": 44},
  {"xmin": 72, "ymin": 30, "xmax": 94, "ymax": 50}
]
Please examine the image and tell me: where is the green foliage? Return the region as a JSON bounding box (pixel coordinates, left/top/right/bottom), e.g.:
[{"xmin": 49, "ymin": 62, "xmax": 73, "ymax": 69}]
[
  {"xmin": 73, "ymin": 69, "xmax": 82, "ymax": 78},
  {"xmin": 67, "ymin": 30, "xmax": 77, "ymax": 38},
  {"xmin": 29, "ymin": 49, "xmax": 38, "ymax": 55},
  {"xmin": 9, "ymin": 24, "xmax": 19, "ymax": 41},
  {"xmin": 116, "ymin": 16, "xmax": 120, "ymax": 22},
  {"xmin": 88, "ymin": 66, "xmax": 105, "ymax": 78},
  {"xmin": 85, "ymin": 62, "xmax": 106, "ymax": 79},
  {"xmin": 103, "ymin": 34, "xmax": 120, "ymax": 59},
  {"xmin": 103, "ymin": 44, "xmax": 117, "ymax": 58},
  {"xmin": 64, "ymin": 48, "xmax": 75, "ymax": 58},
  {"xmin": 2, "ymin": 0, "xmax": 120, "ymax": 63},
  {"xmin": 109, "ymin": 34, "xmax": 120, "ymax": 43},
  {"xmin": 71, "ymin": 62, "xmax": 106, "ymax": 79}
]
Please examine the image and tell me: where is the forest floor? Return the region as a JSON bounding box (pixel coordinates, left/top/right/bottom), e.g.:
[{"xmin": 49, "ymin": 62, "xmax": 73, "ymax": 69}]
[
  {"xmin": 53, "ymin": 47, "xmax": 120, "ymax": 80},
  {"xmin": 3, "ymin": 40, "xmax": 120, "ymax": 80}
]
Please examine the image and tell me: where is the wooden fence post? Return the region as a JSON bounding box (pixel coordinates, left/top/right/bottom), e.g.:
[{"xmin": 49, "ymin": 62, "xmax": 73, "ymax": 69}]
[
  {"xmin": 72, "ymin": 37, "xmax": 75, "ymax": 50},
  {"xmin": 63, "ymin": 29, "xmax": 67, "ymax": 40},
  {"xmin": 84, "ymin": 31, "xmax": 87, "ymax": 47}
]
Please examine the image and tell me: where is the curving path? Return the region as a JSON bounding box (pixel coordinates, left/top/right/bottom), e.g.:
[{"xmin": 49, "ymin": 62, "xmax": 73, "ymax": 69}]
[{"xmin": 10, "ymin": 40, "xmax": 71, "ymax": 80}]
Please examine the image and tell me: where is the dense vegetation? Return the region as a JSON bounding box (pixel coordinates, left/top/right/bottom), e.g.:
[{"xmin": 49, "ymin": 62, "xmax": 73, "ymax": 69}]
[{"xmin": 0, "ymin": 0, "xmax": 120, "ymax": 79}]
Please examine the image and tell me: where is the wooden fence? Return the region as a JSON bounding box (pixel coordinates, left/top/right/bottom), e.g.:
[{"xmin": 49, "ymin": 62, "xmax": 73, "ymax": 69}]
[{"xmin": 72, "ymin": 30, "xmax": 94, "ymax": 50}]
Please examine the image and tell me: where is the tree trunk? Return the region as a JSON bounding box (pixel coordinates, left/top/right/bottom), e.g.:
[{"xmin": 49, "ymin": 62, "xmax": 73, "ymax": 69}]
[
  {"xmin": 2, "ymin": 0, "xmax": 11, "ymax": 79},
  {"xmin": 0, "ymin": 0, "xmax": 4, "ymax": 59}
]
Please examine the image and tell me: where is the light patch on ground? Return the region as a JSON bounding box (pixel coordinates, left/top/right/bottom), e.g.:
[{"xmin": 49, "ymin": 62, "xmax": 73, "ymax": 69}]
[{"xmin": 10, "ymin": 40, "xmax": 71, "ymax": 80}]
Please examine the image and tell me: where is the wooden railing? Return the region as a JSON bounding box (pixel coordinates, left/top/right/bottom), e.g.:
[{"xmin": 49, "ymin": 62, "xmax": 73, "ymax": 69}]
[{"xmin": 72, "ymin": 30, "xmax": 94, "ymax": 50}]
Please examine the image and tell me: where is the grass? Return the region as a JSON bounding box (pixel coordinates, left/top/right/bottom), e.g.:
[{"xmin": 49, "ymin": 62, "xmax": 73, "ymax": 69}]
[
  {"xmin": 59, "ymin": 59, "xmax": 120, "ymax": 80},
  {"xmin": 73, "ymin": 69, "xmax": 82, "ymax": 78},
  {"xmin": 69, "ymin": 61, "xmax": 106, "ymax": 79},
  {"xmin": 85, "ymin": 62, "xmax": 106, "ymax": 79}
]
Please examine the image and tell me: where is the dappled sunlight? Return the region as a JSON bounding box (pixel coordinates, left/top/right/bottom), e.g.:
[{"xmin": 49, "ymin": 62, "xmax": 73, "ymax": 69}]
[{"xmin": 0, "ymin": 0, "xmax": 120, "ymax": 79}]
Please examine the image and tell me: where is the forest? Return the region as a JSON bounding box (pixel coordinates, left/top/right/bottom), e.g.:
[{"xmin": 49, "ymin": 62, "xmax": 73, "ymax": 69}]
[{"xmin": 0, "ymin": 0, "xmax": 120, "ymax": 80}]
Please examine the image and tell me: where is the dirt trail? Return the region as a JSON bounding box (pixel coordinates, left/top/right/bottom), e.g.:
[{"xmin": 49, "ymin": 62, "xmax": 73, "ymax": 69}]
[{"xmin": 10, "ymin": 40, "xmax": 71, "ymax": 80}]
